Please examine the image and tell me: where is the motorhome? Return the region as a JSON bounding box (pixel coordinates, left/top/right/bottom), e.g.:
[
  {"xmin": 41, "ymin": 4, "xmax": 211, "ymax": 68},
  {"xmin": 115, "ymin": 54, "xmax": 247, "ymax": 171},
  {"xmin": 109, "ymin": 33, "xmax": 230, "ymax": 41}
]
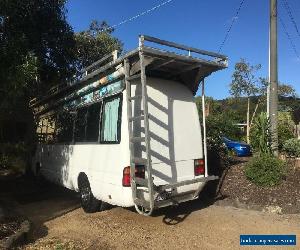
[{"xmin": 30, "ymin": 35, "xmax": 228, "ymax": 215}]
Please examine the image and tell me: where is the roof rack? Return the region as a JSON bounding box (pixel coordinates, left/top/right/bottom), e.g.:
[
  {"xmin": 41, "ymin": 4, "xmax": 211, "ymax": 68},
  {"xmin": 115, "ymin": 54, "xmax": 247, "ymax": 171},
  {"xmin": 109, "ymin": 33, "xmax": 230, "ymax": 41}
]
[{"xmin": 30, "ymin": 35, "xmax": 228, "ymax": 115}]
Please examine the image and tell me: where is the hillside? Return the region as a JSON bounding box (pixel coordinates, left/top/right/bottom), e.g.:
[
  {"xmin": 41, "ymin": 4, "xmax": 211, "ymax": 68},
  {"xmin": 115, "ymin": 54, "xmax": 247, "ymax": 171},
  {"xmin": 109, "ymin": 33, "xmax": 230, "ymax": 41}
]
[{"xmin": 195, "ymin": 95, "xmax": 300, "ymax": 124}]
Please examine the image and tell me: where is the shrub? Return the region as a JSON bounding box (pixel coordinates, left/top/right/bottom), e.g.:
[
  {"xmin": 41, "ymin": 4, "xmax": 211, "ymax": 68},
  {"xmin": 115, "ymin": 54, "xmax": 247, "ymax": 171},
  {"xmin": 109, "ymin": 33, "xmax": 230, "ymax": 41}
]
[
  {"xmin": 278, "ymin": 112, "xmax": 295, "ymax": 150},
  {"xmin": 245, "ymin": 155, "xmax": 286, "ymax": 186},
  {"xmin": 250, "ymin": 112, "xmax": 272, "ymax": 155},
  {"xmin": 283, "ymin": 138, "xmax": 300, "ymax": 157},
  {"xmin": 0, "ymin": 143, "xmax": 28, "ymax": 173},
  {"xmin": 205, "ymin": 114, "xmax": 242, "ymax": 167}
]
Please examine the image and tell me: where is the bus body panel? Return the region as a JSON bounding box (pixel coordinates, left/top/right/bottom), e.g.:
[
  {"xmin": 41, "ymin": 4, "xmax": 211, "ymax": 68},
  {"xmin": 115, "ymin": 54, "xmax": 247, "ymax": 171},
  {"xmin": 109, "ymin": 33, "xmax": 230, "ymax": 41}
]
[{"xmin": 32, "ymin": 77, "xmax": 206, "ymax": 207}]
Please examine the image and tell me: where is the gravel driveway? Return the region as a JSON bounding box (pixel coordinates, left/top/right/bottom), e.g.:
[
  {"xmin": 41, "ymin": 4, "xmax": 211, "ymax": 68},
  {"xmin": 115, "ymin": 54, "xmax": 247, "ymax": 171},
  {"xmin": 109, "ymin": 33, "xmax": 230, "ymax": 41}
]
[{"xmin": 17, "ymin": 185, "xmax": 300, "ymax": 250}]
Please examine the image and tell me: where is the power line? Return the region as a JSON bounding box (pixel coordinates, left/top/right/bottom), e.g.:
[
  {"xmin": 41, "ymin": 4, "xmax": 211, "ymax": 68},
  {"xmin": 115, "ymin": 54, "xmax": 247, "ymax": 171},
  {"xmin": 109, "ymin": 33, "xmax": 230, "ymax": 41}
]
[
  {"xmin": 281, "ymin": 0, "xmax": 300, "ymax": 39},
  {"xmin": 102, "ymin": 0, "xmax": 175, "ymax": 32},
  {"xmin": 279, "ymin": 15, "xmax": 300, "ymax": 61},
  {"xmin": 218, "ymin": 0, "xmax": 246, "ymax": 53}
]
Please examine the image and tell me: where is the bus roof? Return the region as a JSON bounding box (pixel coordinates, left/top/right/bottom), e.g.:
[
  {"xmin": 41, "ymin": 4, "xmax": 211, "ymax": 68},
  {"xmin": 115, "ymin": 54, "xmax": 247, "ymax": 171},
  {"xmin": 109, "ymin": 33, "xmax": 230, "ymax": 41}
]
[{"xmin": 30, "ymin": 35, "xmax": 228, "ymax": 115}]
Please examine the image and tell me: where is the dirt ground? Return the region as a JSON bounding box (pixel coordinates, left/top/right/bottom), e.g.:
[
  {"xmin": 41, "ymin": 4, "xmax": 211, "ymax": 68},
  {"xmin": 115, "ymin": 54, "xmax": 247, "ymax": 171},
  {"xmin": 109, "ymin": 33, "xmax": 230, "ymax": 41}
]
[
  {"xmin": 3, "ymin": 181, "xmax": 295, "ymax": 250},
  {"xmin": 220, "ymin": 158, "xmax": 300, "ymax": 214}
]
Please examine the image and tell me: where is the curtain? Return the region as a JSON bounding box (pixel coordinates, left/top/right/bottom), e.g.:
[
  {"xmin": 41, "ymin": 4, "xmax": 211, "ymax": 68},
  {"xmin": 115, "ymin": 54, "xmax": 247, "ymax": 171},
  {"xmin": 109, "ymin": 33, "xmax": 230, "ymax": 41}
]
[{"xmin": 101, "ymin": 98, "xmax": 120, "ymax": 142}]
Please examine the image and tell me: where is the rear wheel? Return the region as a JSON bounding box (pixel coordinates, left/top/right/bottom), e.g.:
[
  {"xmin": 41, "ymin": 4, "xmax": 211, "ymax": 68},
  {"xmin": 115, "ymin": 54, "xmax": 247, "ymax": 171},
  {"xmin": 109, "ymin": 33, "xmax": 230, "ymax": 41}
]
[{"xmin": 78, "ymin": 174, "xmax": 101, "ymax": 213}]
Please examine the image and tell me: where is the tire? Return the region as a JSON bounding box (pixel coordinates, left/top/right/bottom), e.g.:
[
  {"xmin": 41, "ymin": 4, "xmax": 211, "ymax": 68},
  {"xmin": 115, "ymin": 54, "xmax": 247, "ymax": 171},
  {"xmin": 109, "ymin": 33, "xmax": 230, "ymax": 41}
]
[{"xmin": 78, "ymin": 174, "xmax": 101, "ymax": 213}]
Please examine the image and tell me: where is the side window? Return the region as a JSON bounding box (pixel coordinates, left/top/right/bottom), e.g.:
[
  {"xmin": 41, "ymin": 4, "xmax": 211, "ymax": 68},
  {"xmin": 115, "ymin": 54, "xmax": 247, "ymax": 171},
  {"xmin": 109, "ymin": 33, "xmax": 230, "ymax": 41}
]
[
  {"xmin": 86, "ymin": 102, "xmax": 101, "ymax": 142},
  {"xmin": 74, "ymin": 107, "xmax": 88, "ymax": 142},
  {"xmin": 74, "ymin": 102, "xmax": 101, "ymax": 143},
  {"xmin": 100, "ymin": 96, "xmax": 122, "ymax": 143},
  {"xmin": 56, "ymin": 110, "xmax": 76, "ymax": 143}
]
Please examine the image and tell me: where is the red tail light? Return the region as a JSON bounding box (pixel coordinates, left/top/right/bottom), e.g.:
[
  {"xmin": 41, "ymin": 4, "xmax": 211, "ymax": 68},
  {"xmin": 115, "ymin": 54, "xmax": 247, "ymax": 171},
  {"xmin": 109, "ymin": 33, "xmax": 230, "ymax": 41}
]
[
  {"xmin": 122, "ymin": 166, "xmax": 131, "ymax": 187},
  {"xmin": 194, "ymin": 159, "xmax": 205, "ymax": 176},
  {"xmin": 122, "ymin": 165, "xmax": 145, "ymax": 187}
]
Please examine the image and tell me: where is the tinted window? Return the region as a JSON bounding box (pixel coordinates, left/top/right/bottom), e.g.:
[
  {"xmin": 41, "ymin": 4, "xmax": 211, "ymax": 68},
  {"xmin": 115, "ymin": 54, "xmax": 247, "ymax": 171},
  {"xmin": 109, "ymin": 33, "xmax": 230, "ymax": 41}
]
[
  {"xmin": 56, "ymin": 111, "xmax": 75, "ymax": 143},
  {"xmin": 74, "ymin": 107, "xmax": 88, "ymax": 142}
]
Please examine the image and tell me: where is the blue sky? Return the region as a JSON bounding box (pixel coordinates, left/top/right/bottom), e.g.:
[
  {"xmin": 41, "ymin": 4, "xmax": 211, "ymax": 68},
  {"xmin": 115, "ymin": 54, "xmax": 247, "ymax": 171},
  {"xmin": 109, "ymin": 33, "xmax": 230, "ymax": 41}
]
[{"xmin": 65, "ymin": 0, "xmax": 300, "ymax": 99}]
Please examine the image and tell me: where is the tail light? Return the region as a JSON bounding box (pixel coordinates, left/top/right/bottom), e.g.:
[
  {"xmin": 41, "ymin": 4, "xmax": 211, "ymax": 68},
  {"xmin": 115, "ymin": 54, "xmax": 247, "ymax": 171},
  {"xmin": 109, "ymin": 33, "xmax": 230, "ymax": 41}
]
[
  {"xmin": 122, "ymin": 165, "xmax": 145, "ymax": 187},
  {"xmin": 122, "ymin": 167, "xmax": 131, "ymax": 187},
  {"xmin": 194, "ymin": 159, "xmax": 205, "ymax": 176}
]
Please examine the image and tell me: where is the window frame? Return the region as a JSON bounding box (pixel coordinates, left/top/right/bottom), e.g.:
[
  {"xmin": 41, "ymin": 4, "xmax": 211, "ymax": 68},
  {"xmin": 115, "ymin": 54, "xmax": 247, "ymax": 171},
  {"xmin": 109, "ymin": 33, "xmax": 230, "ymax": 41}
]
[
  {"xmin": 73, "ymin": 100, "xmax": 102, "ymax": 144},
  {"xmin": 99, "ymin": 93, "xmax": 123, "ymax": 144}
]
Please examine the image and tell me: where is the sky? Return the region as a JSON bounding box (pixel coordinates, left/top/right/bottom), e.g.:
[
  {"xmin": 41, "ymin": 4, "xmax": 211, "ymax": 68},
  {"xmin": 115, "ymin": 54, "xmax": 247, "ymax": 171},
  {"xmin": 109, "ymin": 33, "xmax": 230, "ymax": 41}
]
[{"xmin": 65, "ymin": 0, "xmax": 300, "ymax": 99}]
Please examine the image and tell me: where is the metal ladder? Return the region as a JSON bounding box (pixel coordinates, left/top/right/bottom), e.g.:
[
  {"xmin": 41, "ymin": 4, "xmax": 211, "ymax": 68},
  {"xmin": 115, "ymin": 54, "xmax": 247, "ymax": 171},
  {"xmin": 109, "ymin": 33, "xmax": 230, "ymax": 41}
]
[{"xmin": 124, "ymin": 37, "xmax": 155, "ymax": 215}]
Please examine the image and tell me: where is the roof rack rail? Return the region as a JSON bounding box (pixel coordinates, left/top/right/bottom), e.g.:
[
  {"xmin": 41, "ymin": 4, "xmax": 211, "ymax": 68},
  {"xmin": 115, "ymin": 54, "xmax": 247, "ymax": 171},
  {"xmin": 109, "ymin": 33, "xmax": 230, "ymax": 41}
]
[
  {"xmin": 141, "ymin": 35, "xmax": 228, "ymax": 62},
  {"xmin": 29, "ymin": 49, "xmax": 119, "ymax": 109}
]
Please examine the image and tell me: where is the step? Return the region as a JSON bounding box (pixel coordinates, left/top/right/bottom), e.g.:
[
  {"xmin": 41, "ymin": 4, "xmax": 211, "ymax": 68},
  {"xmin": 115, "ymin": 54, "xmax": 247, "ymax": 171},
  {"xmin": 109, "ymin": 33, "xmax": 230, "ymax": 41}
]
[
  {"xmin": 130, "ymin": 136, "xmax": 145, "ymax": 143},
  {"xmin": 126, "ymin": 73, "xmax": 141, "ymax": 81},
  {"xmin": 134, "ymin": 198, "xmax": 150, "ymax": 209},
  {"xmin": 129, "ymin": 115, "xmax": 144, "ymax": 122},
  {"xmin": 128, "ymin": 95, "xmax": 142, "ymax": 101},
  {"xmin": 132, "ymin": 157, "xmax": 148, "ymax": 165}
]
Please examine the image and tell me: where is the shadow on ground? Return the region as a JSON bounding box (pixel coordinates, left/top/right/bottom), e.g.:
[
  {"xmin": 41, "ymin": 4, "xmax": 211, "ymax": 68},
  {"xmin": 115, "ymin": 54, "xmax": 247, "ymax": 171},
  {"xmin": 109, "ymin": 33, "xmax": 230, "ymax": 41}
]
[
  {"xmin": 0, "ymin": 174, "xmax": 80, "ymax": 242},
  {"xmin": 0, "ymin": 152, "xmax": 236, "ymax": 244}
]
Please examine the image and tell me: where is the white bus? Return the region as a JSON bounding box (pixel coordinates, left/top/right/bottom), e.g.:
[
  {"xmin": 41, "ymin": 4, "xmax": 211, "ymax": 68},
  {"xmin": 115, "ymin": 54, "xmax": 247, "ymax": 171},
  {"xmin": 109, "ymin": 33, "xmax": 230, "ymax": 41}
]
[{"xmin": 30, "ymin": 35, "xmax": 228, "ymax": 215}]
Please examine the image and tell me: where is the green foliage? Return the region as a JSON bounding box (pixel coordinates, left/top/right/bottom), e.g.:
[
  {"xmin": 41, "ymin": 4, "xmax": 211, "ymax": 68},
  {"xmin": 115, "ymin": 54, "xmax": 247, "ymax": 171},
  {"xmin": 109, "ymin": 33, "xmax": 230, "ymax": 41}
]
[
  {"xmin": 278, "ymin": 84, "xmax": 297, "ymax": 98},
  {"xmin": 249, "ymin": 112, "xmax": 272, "ymax": 155},
  {"xmin": 0, "ymin": 0, "xmax": 76, "ymax": 100},
  {"xmin": 74, "ymin": 20, "xmax": 123, "ymax": 71},
  {"xmin": 283, "ymin": 138, "xmax": 300, "ymax": 157},
  {"xmin": 196, "ymin": 97, "xmax": 243, "ymax": 142},
  {"xmin": 245, "ymin": 155, "xmax": 286, "ymax": 186},
  {"xmin": 259, "ymin": 78, "xmax": 296, "ymax": 98},
  {"xmin": 229, "ymin": 59, "xmax": 262, "ymax": 98},
  {"xmin": 206, "ymin": 114, "xmax": 243, "ymax": 143},
  {"xmin": 278, "ymin": 112, "xmax": 295, "ymax": 150},
  {"xmin": 0, "ymin": 143, "xmax": 28, "ymax": 173},
  {"xmin": 205, "ymin": 113, "xmax": 244, "ymax": 168}
]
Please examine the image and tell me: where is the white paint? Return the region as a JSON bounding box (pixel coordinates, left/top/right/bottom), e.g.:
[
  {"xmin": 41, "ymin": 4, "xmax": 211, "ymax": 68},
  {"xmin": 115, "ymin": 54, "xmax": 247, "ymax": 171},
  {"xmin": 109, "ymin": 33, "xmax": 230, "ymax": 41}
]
[{"xmin": 32, "ymin": 77, "xmax": 206, "ymax": 208}]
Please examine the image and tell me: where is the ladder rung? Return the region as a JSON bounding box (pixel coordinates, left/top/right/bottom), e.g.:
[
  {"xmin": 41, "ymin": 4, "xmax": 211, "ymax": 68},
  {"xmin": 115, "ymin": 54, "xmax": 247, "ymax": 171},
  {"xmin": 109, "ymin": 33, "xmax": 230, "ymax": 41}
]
[
  {"xmin": 134, "ymin": 198, "xmax": 150, "ymax": 209},
  {"xmin": 126, "ymin": 73, "xmax": 141, "ymax": 81},
  {"xmin": 130, "ymin": 136, "xmax": 145, "ymax": 143},
  {"xmin": 132, "ymin": 157, "xmax": 148, "ymax": 165},
  {"xmin": 135, "ymin": 177, "xmax": 148, "ymax": 187},
  {"xmin": 129, "ymin": 115, "xmax": 144, "ymax": 122},
  {"xmin": 128, "ymin": 95, "xmax": 142, "ymax": 101}
]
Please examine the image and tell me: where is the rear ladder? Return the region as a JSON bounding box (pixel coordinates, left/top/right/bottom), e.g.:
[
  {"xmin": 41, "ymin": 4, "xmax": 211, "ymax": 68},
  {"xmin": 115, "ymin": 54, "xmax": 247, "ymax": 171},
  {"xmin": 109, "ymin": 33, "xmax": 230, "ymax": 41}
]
[{"xmin": 124, "ymin": 36, "xmax": 155, "ymax": 215}]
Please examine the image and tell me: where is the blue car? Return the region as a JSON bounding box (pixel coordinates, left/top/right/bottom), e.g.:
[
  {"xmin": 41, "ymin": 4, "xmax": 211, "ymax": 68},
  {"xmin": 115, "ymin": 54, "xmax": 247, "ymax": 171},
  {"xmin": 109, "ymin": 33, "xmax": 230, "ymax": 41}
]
[{"xmin": 223, "ymin": 137, "xmax": 251, "ymax": 157}]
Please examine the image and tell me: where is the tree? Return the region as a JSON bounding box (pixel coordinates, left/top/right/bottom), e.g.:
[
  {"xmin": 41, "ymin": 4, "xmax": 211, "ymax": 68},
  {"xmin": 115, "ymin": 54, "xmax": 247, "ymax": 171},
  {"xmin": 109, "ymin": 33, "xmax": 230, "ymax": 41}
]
[
  {"xmin": 260, "ymin": 78, "xmax": 296, "ymax": 98},
  {"xmin": 0, "ymin": 0, "xmax": 77, "ymax": 144},
  {"xmin": 74, "ymin": 20, "xmax": 123, "ymax": 72},
  {"xmin": 229, "ymin": 59, "xmax": 261, "ymax": 143},
  {"xmin": 0, "ymin": 0, "xmax": 76, "ymax": 101}
]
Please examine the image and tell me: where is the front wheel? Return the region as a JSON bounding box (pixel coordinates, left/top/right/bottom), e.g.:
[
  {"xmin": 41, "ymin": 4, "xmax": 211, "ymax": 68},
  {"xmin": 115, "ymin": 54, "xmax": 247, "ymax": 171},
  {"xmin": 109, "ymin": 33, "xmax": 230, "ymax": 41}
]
[{"xmin": 78, "ymin": 175, "xmax": 101, "ymax": 213}]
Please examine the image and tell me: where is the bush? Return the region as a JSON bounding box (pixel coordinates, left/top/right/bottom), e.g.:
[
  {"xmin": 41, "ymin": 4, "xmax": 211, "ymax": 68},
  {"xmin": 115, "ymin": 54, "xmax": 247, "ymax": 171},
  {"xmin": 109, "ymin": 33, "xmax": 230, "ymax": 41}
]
[
  {"xmin": 0, "ymin": 143, "xmax": 28, "ymax": 173},
  {"xmin": 278, "ymin": 112, "xmax": 295, "ymax": 150},
  {"xmin": 250, "ymin": 112, "xmax": 272, "ymax": 155},
  {"xmin": 245, "ymin": 155, "xmax": 286, "ymax": 186},
  {"xmin": 283, "ymin": 138, "xmax": 300, "ymax": 157},
  {"xmin": 205, "ymin": 114, "xmax": 243, "ymax": 167}
]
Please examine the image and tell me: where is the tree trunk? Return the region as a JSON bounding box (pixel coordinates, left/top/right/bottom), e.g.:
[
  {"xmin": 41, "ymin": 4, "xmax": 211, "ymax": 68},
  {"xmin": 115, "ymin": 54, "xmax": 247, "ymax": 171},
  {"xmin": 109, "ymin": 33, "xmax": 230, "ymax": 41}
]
[
  {"xmin": 246, "ymin": 97, "xmax": 250, "ymax": 144},
  {"xmin": 250, "ymin": 101, "xmax": 260, "ymax": 129}
]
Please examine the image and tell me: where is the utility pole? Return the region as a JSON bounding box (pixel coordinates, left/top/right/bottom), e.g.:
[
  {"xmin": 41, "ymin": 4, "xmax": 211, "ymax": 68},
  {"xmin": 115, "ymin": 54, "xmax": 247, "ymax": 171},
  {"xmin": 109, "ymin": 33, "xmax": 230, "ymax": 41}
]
[{"xmin": 269, "ymin": 0, "xmax": 278, "ymax": 156}]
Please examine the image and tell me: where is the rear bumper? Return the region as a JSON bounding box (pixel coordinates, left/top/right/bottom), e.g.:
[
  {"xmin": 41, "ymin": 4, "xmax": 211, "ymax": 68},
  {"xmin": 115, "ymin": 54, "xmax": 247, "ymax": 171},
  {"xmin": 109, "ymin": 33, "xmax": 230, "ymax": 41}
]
[
  {"xmin": 156, "ymin": 175, "xmax": 219, "ymax": 192},
  {"xmin": 155, "ymin": 175, "xmax": 219, "ymax": 208},
  {"xmin": 136, "ymin": 175, "xmax": 219, "ymax": 209}
]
